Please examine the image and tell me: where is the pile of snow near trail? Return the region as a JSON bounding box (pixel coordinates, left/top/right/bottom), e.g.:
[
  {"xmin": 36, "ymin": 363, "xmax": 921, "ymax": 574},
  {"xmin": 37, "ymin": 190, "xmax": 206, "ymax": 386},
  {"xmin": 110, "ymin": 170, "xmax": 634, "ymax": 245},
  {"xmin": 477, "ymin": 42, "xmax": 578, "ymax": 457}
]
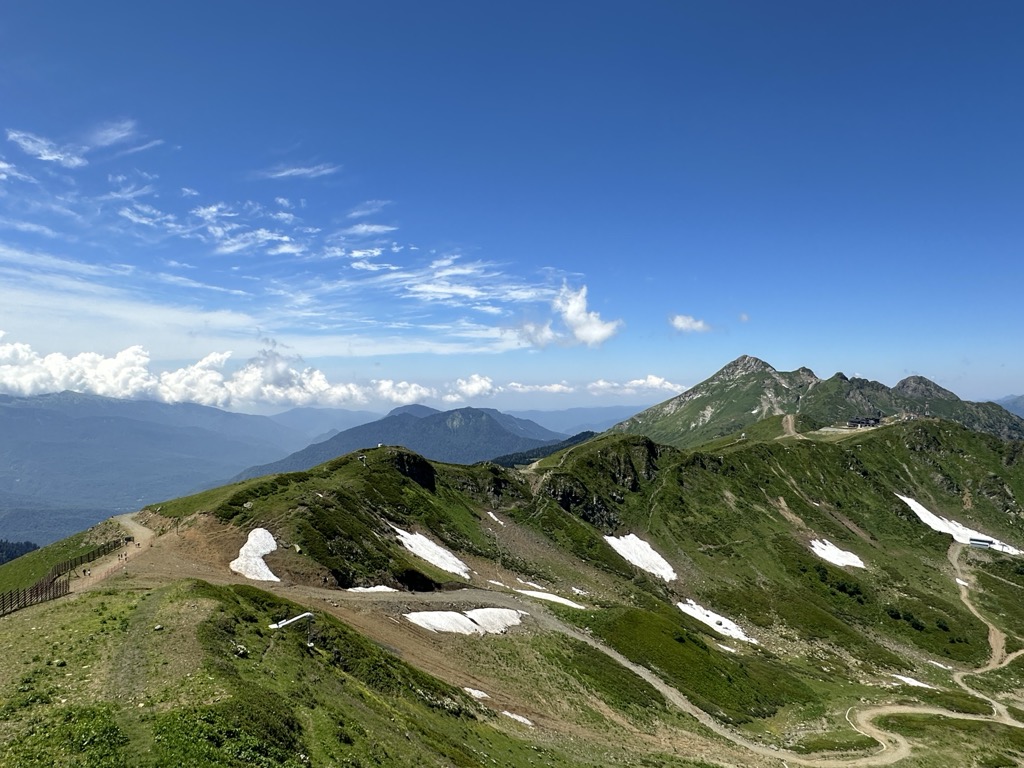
[
  {"xmin": 810, "ymin": 539, "xmax": 866, "ymax": 568},
  {"xmin": 677, "ymin": 599, "xmax": 758, "ymax": 644},
  {"xmin": 463, "ymin": 687, "xmax": 490, "ymax": 699},
  {"xmin": 891, "ymin": 674, "xmax": 935, "ymax": 689},
  {"xmin": 604, "ymin": 533, "xmax": 677, "ymax": 581},
  {"xmin": 404, "ymin": 608, "xmax": 525, "ymax": 635},
  {"xmin": 229, "ymin": 528, "xmax": 279, "ymax": 581},
  {"xmin": 896, "ymin": 494, "xmax": 1021, "ymax": 555},
  {"xmin": 390, "ymin": 524, "xmax": 471, "ymax": 577},
  {"xmin": 346, "ymin": 585, "xmax": 397, "ymax": 593},
  {"xmin": 514, "ymin": 590, "xmax": 587, "ymax": 609}
]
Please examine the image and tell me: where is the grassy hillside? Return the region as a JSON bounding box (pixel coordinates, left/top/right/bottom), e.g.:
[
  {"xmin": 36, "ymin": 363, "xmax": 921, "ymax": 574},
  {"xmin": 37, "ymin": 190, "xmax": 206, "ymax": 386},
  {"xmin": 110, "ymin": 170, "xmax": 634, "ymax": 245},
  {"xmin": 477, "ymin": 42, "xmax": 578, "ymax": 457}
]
[{"xmin": 5, "ymin": 417, "xmax": 1024, "ymax": 765}]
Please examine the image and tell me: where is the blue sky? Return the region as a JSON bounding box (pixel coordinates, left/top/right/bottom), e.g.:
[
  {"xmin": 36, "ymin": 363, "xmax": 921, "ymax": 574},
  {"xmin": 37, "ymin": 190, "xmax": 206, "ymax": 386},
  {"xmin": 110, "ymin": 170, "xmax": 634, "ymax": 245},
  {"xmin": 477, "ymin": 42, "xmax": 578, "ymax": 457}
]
[{"xmin": 1, "ymin": 2, "xmax": 1021, "ymax": 413}]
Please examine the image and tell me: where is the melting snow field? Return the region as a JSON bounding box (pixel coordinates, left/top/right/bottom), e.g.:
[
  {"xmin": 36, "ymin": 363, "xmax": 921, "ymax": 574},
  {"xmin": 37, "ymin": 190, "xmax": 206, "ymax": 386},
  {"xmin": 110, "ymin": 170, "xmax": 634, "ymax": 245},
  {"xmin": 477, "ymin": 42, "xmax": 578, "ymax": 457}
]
[
  {"xmin": 229, "ymin": 528, "xmax": 280, "ymax": 582},
  {"xmin": 809, "ymin": 539, "xmax": 866, "ymax": 569},
  {"xmin": 346, "ymin": 585, "xmax": 397, "ymax": 593},
  {"xmin": 677, "ymin": 599, "xmax": 758, "ymax": 644},
  {"xmin": 463, "ymin": 687, "xmax": 490, "ymax": 699},
  {"xmin": 896, "ymin": 494, "xmax": 1021, "ymax": 555},
  {"xmin": 604, "ymin": 534, "xmax": 677, "ymax": 582},
  {"xmin": 404, "ymin": 608, "xmax": 525, "ymax": 635},
  {"xmin": 390, "ymin": 525, "xmax": 471, "ymax": 578},
  {"xmin": 502, "ymin": 711, "xmax": 533, "ymax": 726}
]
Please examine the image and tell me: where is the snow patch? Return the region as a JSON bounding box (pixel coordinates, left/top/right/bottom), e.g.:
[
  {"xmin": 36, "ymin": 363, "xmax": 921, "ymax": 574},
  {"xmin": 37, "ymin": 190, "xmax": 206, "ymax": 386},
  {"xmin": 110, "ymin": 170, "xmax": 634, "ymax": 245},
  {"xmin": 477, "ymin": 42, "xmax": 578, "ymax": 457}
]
[
  {"xmin": 810, "ymin": 539, "xmax": 866, "ymax": 569},
  {"xmin": 404, "ymin": 608, "xmax": 525, "ymax": 635},
  {"xmin": 502, "ymin": 711, "xmax": 533, "ymax": 726},
  {"xmin": 463, "ymin": 608, "xmax": 526, "ymax": 633},
  {"xmin": 463, "ymin": 687, "xmax": 490, "ymax": 700},
  {"xmin": 891, "ymin": 674, "xmax": 935, "ymax": 689},
  {"xmin": 516, "ymin": 577, "xmax": 547, "ymax": 591},
  {"xmin": 405, "ymin": 611, "xmax": 483, "ymax": 635},
  {"xmin": 346, "ymin": 585, "xmax": 398, "ymax": 593},
  {"xmin": 487, "ymin": 511, "xmax": 505, "ymax": 526},
  {"xmin": 390, "ymin": 525, "xmax": 471, "ymax": 578},
  {"xmin": 603, "ymin": 534, "xmax": 677, "ymax": 582},
  {"xmin": 956, "ymin": 578, "xmax": 969, "ymax": 587},
  {"xmin": 677, "ymin": 599, "xmax": 758, "ymax": 644},
  {"xmin": 487, "ymin": 580, "xmax": 507, "ymax": 588},
  {"xmin": 896, "ymin": 494, "xmax": 1021, "ymax": 554},
  {"xmin": 571, "ymin": 587, "xmax": 588, "ymax": 596},
  {"xmin": 927, "ymin": 660, "xmax": 953, "ymax": 670},
  {"xmin": 514, "ymin": 590, "xmax": 587, "ymax": 609},
  {"xmin": 718, "ymin": 644, "xmax": 738, "ymax": 653},
  {"xmin": 229, "ymin": 528, "xmax": 279, "ymax": 582}
]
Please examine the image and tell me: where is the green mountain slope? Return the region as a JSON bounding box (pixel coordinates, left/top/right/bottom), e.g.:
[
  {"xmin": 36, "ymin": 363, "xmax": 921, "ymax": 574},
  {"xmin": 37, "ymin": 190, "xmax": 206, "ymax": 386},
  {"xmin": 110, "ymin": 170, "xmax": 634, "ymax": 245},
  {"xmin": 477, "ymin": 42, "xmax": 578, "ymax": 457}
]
[
  {"xmin": 5, "ymin": 417, "xmax": 1024, "ymax": 765},
  {"xmin": 612, "ymin": 355, "xmax": 1024, "ymax": 449}
]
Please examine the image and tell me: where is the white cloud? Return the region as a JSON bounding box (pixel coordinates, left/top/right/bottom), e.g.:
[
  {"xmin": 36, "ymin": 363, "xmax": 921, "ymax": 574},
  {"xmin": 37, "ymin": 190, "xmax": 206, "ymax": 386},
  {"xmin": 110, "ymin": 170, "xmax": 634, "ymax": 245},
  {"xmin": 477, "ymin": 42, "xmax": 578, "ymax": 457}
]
[
  {"xmin": 671, "ymin": 314, "xmax": 710, "ymax": 333},
  {"xmin": 506, "ymin": 381, "xmax": 574, "ymax": 394},
  {"xmin": 348, "ymin": 199, "xmax": 390, "ymax": 218},
  {"xmin": 181, "ymin": 187, "xmax": 200, "ymax": 197},
  {"xmin": 259, "ymin": 163, "xmax": 340, "ymax": 179},
  {"xmin": 89, "ymin": 119, "xmax": 137, "ymax": 147},
  {"xmin": 342, "ymin": 223, "xmax": 397, "ymax": 236},
  {"xmin": 0, "ymin": 159, "xmax": 34, "ymax": 182},
  {"xmin": 739, "ymin": 312, "xmax": 750, "ymax": 322},
  {"xmin": 518, "ymin": 321, "xmax": 557, "ymax": 347},
  {"xmin": 114, "ymin": 139, "xmax": 164, "ymax": 157},
  {"xmin": 275, "ymin": 197, "xmax": 292, "ymax": 208},
  {"xmin": 553, "ymin": 284, "xmax": 621, "ymax": 346},
  {"xmin": 442, "ymin": 374, "xmax": 499, "ymax": 402},
  {"xmin": 6, "ymin": 129, "xmax": 87, "ymax": 168},
  {"xmin": 0, "ymin": 217, "xmax": 58, "ymax": 237},
  {"xmin": 372, "ymin": 378, "xmax": 436, "ymax": 404},
  {"xmin": 587, "ymin": 375, "xmax": 683, "ymax": 396}
]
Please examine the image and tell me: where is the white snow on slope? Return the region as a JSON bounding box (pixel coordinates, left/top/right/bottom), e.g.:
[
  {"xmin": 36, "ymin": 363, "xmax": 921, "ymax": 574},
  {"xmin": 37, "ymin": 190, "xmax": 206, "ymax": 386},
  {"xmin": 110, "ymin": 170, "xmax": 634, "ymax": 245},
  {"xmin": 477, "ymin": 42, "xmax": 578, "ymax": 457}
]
[
  {"xmin": 487, "ymin": 511, "xmax": 505, "ymax": 526},
  {"xmin": 927, "ymin": 660, "xmax": 953, "ymax": 670},
  {"xmin": 346, "ymin": 585, "xmax": 398, "ymax": 593},
  {"xmin": 810, "ymin": 539, "xmax": 866, "ymax": 569},
  {"xmin": 390, "ymin": 525, "xmax": 471, "ymax": 578},
  {"xmin": 677, "ymin": 599, "xmax": 758, "ymax": 644},
  {"xmin": 229, "ymin": 528, "xmax": 280, "ymax": 581},
  {"xmin": 516, "ymin": 577, "xmax": 547, "ymax": 590},
  {"xmin": 956, "ymin": 578, "xmax": 969, "ymax": 587},
  {"xmin": 604, "ymin": 534, "xmax": 677, "ymax": 582},
  {"xmin": 463, "ymin": 687, "xmax": 490, "ymax": 699},
  {"xmin": 891, "ymin": 674, "xmax": 935, "ymax": 689},
  {"xmin": 896, "ymin": 494, "xmax": 1021, "ymax": 555},
  {"xmin": 514, "ymin": 590, "xmax": 587, "ymax": 609},
  {"xmin": 404, "ymin": 611, "xmax": 483, "ymax": 635},
  {"xmin": 502, "ymin": 711, "xmax": 533, "ymax": 726},
  {"xmin": 404, "ymin": 608, "xmax": 525, "ymax": 635},
  {"xmin": 463, "ymin": 608, "xmax": 526, "ymax": 633}
]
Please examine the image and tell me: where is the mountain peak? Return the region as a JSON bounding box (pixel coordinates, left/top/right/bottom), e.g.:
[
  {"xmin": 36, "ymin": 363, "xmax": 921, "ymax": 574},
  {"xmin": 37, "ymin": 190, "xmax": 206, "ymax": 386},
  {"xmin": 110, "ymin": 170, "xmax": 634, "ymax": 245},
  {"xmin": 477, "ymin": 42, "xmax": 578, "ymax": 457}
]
[
  {"xmin": 892, "ymin": 376, "xmax": 960, "ymax": 402},
  {"xmin": 713, "ymin": 355, "xmax": 777, "ymax": 380}
]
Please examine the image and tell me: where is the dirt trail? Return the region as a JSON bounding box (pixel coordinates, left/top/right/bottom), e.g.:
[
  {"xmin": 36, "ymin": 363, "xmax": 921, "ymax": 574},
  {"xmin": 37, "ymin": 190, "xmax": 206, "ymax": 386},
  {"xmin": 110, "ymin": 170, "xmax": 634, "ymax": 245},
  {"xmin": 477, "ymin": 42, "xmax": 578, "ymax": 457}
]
[{"xmin": 79, "ymin": 513, "xmax": 1024, "ymax": 767}]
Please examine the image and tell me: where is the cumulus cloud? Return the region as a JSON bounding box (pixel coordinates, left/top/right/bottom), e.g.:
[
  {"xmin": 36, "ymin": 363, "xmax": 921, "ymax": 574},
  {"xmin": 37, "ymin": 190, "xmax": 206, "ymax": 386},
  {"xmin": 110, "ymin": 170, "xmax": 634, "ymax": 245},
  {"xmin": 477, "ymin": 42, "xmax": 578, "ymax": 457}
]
[
  {"xmin": 587, "ymin": 375, "xmax": 684, "ymax": 397},
  {"xmin": 6, "ymin": 129, "xmax": 87, "ymax": 168},
  {"xmin": 372, "ymin": 378, "xmax": 437, "ymax": 404},
  {"xmin": 553, "ymin": 285, "xmax": 621, "ymax": 346},
  {"xmin": 442, "ymin": 374, "xmax": 500, "ymax": 402},
  {"xmin": 671, "ymin": 314, "xmax": 711, "ymax": 333},
  {"xmin": 0, "ymin": 334, "xmax": 371, "ymax": 409}
]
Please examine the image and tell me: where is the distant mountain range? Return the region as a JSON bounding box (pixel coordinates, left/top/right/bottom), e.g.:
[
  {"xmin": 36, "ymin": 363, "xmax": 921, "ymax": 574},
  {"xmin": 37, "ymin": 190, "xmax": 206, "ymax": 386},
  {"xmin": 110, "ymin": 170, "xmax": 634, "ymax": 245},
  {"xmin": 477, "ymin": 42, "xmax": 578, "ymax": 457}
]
[
  {"xmin": 0, "ymin": 392, "xmax": 310, "ymax": 544},
  {"xmin": 612, "ymin": 355, "xmax": 1024, "ymax": 448},
  {"xmin": 234, "ymin": 406, "xmax": 569, "ymax": 480}
]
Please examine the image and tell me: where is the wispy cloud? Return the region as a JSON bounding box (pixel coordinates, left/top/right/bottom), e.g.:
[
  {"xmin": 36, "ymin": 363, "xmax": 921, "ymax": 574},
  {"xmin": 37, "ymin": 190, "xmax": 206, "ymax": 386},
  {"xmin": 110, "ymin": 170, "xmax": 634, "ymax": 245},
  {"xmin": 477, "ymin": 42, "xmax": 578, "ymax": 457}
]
[
  {"xmin": 181, "ymin": 187, "xmax": 200, "ymax": 197},
  {"xmin": 670, "ymin": 314, "xmax": 711, "ymax": 333},
  {"xmin": 6, "ymin": 129, "xmax": 87, "ymax": 168},
  {"xmin": 0, "ymin": 159, "xmax": 35, "ymax": 182},
  {"xmin": 258, "ymin": 163, "xmax": 340, "ymax": 180},
  {"xmin": 342, "ymin": 223, "xmax": 397, "ymax": 236},
  {"xmin": 114, "ymin": 139, "xmax": 165, "ymax": 157},
  {"xmin": 89, "ymin": 119, "xmax": 137, "ymax": 147},
  {"xmin": 348, "ymin": 199, "xmax": 391, "ymax": 218},
  {"xmin": 0, "ymin": 217, "xmax": 58, "ymax": 237}
]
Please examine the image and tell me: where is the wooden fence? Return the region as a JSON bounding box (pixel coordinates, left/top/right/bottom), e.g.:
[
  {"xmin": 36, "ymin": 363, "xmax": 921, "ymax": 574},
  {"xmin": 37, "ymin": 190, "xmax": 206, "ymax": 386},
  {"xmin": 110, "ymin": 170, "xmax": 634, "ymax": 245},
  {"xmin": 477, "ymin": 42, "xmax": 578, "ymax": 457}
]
[{"xmin": 0, "ymin": 538, "xmax": 124, "ymax": 618}]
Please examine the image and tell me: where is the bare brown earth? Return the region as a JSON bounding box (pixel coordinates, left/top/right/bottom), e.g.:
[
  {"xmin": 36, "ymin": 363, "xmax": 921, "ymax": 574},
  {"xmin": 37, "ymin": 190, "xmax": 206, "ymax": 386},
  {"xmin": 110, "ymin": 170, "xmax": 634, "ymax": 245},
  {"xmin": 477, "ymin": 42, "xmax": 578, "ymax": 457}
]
[{"xmin": 75, "ymin": 512, "xmax": 1024, "ymax": 767}]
